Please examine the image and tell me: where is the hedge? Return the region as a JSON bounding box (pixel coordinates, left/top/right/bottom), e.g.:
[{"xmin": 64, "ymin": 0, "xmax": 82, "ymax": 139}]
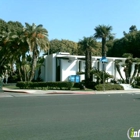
[
  {"xmin": 16, "ymin": 81, "xmax": 74, "ymax": 90},
  {"xmin": 95, "ymin": 83, "xmax": 124, "ymax": 91}
]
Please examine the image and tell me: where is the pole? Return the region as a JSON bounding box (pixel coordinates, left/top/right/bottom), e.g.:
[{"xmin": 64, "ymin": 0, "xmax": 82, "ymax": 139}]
[
  {"xmin": 103, "ymin": 70, "xmax": 105, "ymax": 91},
  {"xmin": 103, "ymin": 62, "xmax": 105, "ymax": 91}
]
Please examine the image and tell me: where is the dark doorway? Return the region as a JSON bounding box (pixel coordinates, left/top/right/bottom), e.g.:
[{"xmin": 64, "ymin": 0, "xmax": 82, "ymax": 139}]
[{"xmin": 56, "ymin": 58, "xmax": 61, "ymax": 81}]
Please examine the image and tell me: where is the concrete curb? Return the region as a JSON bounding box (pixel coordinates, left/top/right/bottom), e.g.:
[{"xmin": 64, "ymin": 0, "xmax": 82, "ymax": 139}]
[
  {"xmin": 2, "ymin": 87, "xmax": 140, "ymax": 95},
  {"xmin": 3, "ymin": 90, "xmax": 28, "ymax": 94},
  {"xmin": 2, "ymin": 89, "xmax": 96, "ymax": 95}
]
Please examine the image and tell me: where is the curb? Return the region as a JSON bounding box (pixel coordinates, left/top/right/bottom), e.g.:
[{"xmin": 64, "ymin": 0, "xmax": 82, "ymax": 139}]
[
  {"xmin": 48, "ymin": 91, "xmax": 96, "ymax": 95},
  {"xmin": 3, "ymin": 90, "xmax": 29, "ymax": 94},
  {"xmin": 2, "ymin": 88, "xmax": 140, "ymax": 95}
]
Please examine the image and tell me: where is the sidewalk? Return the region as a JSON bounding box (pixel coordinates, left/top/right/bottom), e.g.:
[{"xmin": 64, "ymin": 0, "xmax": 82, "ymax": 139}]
[{"xmin": 2, "ymin": 87, "xmax": 140, "ymax": 95}]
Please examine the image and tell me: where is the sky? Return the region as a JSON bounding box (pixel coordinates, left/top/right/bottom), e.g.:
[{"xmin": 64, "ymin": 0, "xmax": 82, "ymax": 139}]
[{"xmin": 0, "ymin": 0, "xmax": 140, "ymax": 42}]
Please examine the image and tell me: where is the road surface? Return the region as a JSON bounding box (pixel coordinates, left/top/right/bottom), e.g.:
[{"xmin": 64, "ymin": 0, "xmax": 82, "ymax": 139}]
[{"xmin": 0, "ymin": 93, "xmax": 140, "ymax": 140}]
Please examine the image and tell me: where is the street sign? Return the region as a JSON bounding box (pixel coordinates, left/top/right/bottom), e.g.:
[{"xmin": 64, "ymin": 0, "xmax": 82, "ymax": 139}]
[
  {"xmin": 100, "ymin": 57, "xmax": 108, "ymax": 63},
  {"xmin": 100, "ymin": 57, "xmax": 108, "ymax": 91}
]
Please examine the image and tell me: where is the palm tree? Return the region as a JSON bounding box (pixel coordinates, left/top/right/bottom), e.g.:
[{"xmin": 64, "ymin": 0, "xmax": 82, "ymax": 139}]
[
  {"xmin": 129, "ymin": 58, "xmax": 140, "ymax": 83},
  {"xmin": 94, "ymin": 25, "xmax": 113, "ymax": 58},
  {"xmin": 94, "ymin": 25, "xmax": 113, "ymax": 85},
  {"xmin": 78, "ymin": 37, "xmax": 96, "ymax": 85},
  {"xmin": 24, "ymin": 23, "xmax": 49, "ymax": 81}
]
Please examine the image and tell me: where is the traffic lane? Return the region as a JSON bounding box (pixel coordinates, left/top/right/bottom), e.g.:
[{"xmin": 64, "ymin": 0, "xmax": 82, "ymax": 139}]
[{"xmin": 0, "ymin": 94, "xmax": 140, "ymax": 140}]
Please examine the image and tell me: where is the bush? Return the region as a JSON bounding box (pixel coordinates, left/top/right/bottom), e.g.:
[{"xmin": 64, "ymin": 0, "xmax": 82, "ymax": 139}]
[
  {"xmin": 133, "ymin": 77, "xmax": 140, "ymax": 85},
  {"xmin": 95, "ymin": 83, "xmax": 124, "ymax": 91},
  {"xmin": 16, "ymin": 81, "xmax": 74, "ymax": 90},
  {"xmin": 85, "ymin": 81, "xmax": 97, "ymax": 89},
  {"xmin": 73, "ymin": 83, "xmax": 81, "ymax": 88},
  {"xmin": 16, "ymin": 82, "xmax": 29, "ymax": 89}
]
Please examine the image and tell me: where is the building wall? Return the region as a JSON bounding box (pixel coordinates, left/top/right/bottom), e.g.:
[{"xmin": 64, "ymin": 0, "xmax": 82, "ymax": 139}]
[
  {"xmin": 44, "ymin": 54, "xmax": 56, "ymax": 82},
  {"xmin": 61, "ymin": 59, "xmax": 77, "ymax": 81},
  {"xmin": 40, "ymin": 65, "xmax": 45, "ymax": 81},
  {"xmin": 106, "ymin": 60, "xmax": 113, "ymax": 75},
  {"xmin": 42, "ymin": 53, "xmax": 129, "ymax": 82},
  {"xmin": 80, "ymin": 61, "xmax": 85, "ymax": 81}
]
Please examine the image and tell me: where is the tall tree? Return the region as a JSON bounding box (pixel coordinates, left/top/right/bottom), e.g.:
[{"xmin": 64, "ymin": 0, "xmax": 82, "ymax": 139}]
[
  {"xmin": 94, "ymin": 25, "xmax": 113, "ymax": 58},
  {"xmin": 129, "ymin": 25, "xmax": 137, "ymax": 33},
  {"xmin": 49, "ymin": 39, "xmax": 78, "ymax": 55},
  {"xmin": 24, "ymin": 23, "xmax": 49, "ymax": 81},
  {"xmin": 0, "ymin": 20, "xmax": 29, "ymax": 81},
  {"xmin": 78, "ymin": 37, "xmax": 97, "ymax": 85}
]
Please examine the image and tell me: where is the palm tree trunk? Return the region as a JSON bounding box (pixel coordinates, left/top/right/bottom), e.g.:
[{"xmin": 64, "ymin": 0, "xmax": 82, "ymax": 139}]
[
  {"xmin": 18, "ymin": 63, "xmax": 23, "ymax": 81},
  {"xmin": 23, "ymin": 66, "xmax": 26, "ymax": 81},
  {"xmin": 85, "ymin": 48, "xmax": 92, "ymax": 85},
  {"xmin": 29, "ymin": 48, "xmax": 37, "ymax": 81},
  {"xmin": 22, "ymin": 54, "xmax": 27, "ymax": 81},
  {"xmin": 85, "ymin": 49, "xmax": 90, "ymax": 81},
  {"xmin": 102, "ymin": 38, "xmax": 106, "ymax": 57}
]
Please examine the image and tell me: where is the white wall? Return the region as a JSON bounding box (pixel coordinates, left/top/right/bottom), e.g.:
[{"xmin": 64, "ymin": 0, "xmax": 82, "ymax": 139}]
[
  {"xmin": 106, "ymin": 61, "xmax": 113, "ymax": 75},
  {"xmin": 43, "ymin": 53, "xmax": 131, "ymax": 82},
  {"xmin": 61, "ymin": 59, "xmax": 77, "ymax": 81},
  {"xmin": 79, "ymin": 60, "xmax": 85, "ymax": 81},
  {"xmin": 40, "ymin": 65, "xmax": 45, "ymax": 80},
  {"xmin": 44, "ymin": 54, "xmax": 56, "ymax": 82}
]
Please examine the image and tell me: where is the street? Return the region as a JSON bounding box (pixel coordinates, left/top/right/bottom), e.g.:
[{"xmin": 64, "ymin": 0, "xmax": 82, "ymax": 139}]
[{"xmin": 0, "ymin": 93, "xmax": 140, "ymax": 140}]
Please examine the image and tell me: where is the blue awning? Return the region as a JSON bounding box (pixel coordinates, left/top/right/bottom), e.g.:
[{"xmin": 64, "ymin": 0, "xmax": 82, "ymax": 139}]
[{"xmin": 100, "ymin": 57, "xmax": 108, "ymax": 63}]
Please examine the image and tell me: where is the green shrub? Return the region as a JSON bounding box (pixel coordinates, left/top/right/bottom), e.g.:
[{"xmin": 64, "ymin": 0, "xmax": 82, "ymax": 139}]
[
  {"xmin": 16, "ymin": 81, "xmax": 74, "ymax": 90},
  {"xmin": 133, "ymin": 77, "xmax": 140, "ymax": 85},
  {"xmin": 73, "ymin": 83, "xmax": 81, "ymax": 88},
  {"xmin": 131, "ymin": 84, "xmax": 140, "ymax": 89},
  {"xmin": 85, "ymin": 81, "xmax": 97, "ymax": 89},
  {"xmin": 16, "ymin": 82, "xmax": 29, "ymax": 89},
  {"xmin": 95, "ymin": 83, "xmax": 124, "ymax": 91}
]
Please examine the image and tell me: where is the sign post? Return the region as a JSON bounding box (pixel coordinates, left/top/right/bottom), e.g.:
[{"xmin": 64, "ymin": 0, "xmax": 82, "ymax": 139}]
[{"xmin": 100, "ymin": 57, "xmax": 108, "ymax": 91}]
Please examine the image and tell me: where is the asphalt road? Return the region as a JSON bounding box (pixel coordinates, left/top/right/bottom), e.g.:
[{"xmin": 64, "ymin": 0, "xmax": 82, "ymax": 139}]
[{"xmin": 0, "ymin": 93, "xmax": 140, "ymax": 140}]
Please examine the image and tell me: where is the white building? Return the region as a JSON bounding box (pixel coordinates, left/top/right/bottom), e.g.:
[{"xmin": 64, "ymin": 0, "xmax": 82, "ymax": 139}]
[{"xmin": 39, "ymin": 52, "xmax": 127, "ymax": 82}]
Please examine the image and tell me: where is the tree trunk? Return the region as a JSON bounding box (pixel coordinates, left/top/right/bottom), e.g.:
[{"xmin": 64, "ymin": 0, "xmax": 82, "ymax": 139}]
[
  {"xmin": 115, "ymin": 63, "xmax": 124, "ymax": 81},
  {"xmin": 85, "ymin": 48, "xmax": 92, "ymax": 85},
  {"xmin": 23, "ymin": 66, "xmax": 27, "ymax": 81},
  {"xmin": 124, "ymin": 60, "xmax": 132, "ymax": 83},
  {"xmin": 17, "ymin": 58, "xmax": 23, "ymax": 81},
  {"xmin": 22, "ymin": 55, "xmax": 27, "ymax": 81},
  {"xmin": 124, "ymin": 66, "xmax": 129, "ymax": 83},
  {"xmin": 102, "ymin": 37, "xmax": 106, "ymax": 57},
  {"xmin": 29, "ymin": 48, "xmax": 37, "ymax": 81},
  {"xmin": 102, "ymin": 37, "xmax": 107, "ymax": 85},
  {"xmin": 136, "ymin": 65, "xmax": 140, "ymax": 77},
  {"xmin": 130, "ymin": 64, "xmax": 139, "ymax": 83}
]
